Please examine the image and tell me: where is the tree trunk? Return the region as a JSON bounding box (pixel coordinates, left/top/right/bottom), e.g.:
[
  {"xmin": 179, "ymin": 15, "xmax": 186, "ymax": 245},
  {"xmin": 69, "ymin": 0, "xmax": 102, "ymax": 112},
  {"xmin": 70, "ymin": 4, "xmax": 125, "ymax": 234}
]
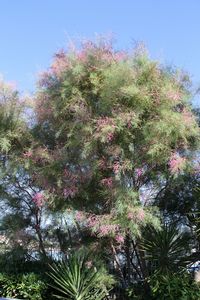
[{"xmin": 125, "ymin": 231, "xmax": 131, "ymax": 285}]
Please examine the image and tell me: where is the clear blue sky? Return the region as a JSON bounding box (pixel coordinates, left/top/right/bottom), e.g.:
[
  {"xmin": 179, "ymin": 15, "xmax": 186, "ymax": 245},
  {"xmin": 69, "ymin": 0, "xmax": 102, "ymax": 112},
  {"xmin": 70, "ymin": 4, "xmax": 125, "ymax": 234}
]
[{"xmin": 0, "ymin": 0, "xmax": 200, "ymax": 106}]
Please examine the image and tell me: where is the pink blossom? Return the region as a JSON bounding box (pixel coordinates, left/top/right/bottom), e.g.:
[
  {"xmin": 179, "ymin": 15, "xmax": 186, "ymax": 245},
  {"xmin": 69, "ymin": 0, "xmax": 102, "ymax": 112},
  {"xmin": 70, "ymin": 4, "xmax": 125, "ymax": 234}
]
[
  {"xmin": 114, "ymin": 51, "xmax": 127, "ymax": 62},
  {"xmin": 96, "ymin": 117, "xmax": 116, "ymax": 142},
  {"xmin": 63, "ymin": 187, "xmax": 78, "ymax": 198},
  {"xmin": 135, "ymin": 168, "xmax": 143, "ymax": 178},
  {"xmin": 107, "ymin": 132, "xmax": 114, "ymax": 142},
  {"xmin": 23, "ymin": 151, "xmax": 33, "ymax": 158},
  {"xmin": 77, "ymin": 50, "xmax": 87, "ymax": 62},
  {"xmin": 32, "ymin": 192, "xmax": 45, "ymax": 207},
  {"xmin": 167, "ymin": 90, "xmax": 181, "ymax": 103},
  {"xmin": 113, "ymin": 161, "xmax": 120, "ymax": 174},
  {"xmin": 98, "ymin": 224, "xmax": 118, "ymax": 237},
  {"xmin": 51, "ymin": 50, "xmax": 69, "ymax": 76},
  {"xmin": 169, "ymin": 152, "xmax": 186, "ymax": 175},
  {"xmin": 75, "ymin": 211, "xmax": 85, "ymax": 222},
  {"xmin": 100, "ymin": 177, "xmax": 113, "ymax": 188},
  {"xmin": 87, "ymin": 216, "xmax": 98, "ymax": 227},
  {"xmin": 96, "ymin": 117, "xmax": 115, "ymax": 129},
  {"xmin": 127, "ymin": 212, "xmax": 134, "ymax": 220},
  {"xmin": 99, "ymin": 225, "xmax": 109, "ymax": 236},
  {"xmin": 101, "ymin": 52, "xmax": 113, "ymax": 63},
  {"xmin": 115, "ymin": 234, "xmax": 124, "ymax": 243},
  {"xmin": 136, "ymin": 208, "xmax": 145, "ymax": 222},
  {"xmin": 127, "ymin": 209, "xmax": 145, "ymax": 222}
]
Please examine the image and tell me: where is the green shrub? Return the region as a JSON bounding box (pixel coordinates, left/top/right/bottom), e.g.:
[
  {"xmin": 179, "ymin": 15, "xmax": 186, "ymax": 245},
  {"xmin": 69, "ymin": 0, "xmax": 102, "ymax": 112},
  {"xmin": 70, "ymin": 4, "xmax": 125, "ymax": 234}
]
[
  {"xmin": 0, "ymin": 272, "xmax": 47, "ymax": 299},
  {"xmin": 150, "ymin": 273, "xmax": 200, "ymax": 300}
]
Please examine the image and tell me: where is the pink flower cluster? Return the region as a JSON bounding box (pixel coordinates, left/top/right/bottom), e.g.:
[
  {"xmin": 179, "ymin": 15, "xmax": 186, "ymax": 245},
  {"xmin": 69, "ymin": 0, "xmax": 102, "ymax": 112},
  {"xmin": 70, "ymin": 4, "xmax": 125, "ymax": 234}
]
[
  {"xmin": 137, "ymin": 208, "xmax": 145, "ymax": 221},
  {"xmin": 62, "ymin": 168, "xmax": 79, "ymax": 198},
  {"xmin": 169, "ymin": 152, "xmax": 186, "ymax": 175},
  {"xmin": 127, "ymin": 208, "xmax": 145, "ymax": 222},
  {"xmin": 87, "ymin": 215, "xmax": 98, "ymax": 227},
  {"xmin": 75, "ymin": 40, "xmax": 127, "ymax": 65},
  {"xmin": 75, "ymin": 211, "xmax": 85, "ymax": 222},
  {"xmin": 135, "ymin": 168, "xmax": 143, "ymax": 178},
  {"xmin": 115, "ymin": 234, "xmax": 124, "ymax": 243},
  {"xmin": 87, "ymin": 215, "xmax": 120, "ymax": 238},
  {"xmin": 166, "ymin": 90, "xmax": 181, "ymax": 103},
  {"xmin": 113, "ymin": 161, "xmax": 120, "ymax": 174},
  {"xmin": 51, "ymin": 50, "xmax": 69, "ymax": 77},
  {"xmin": 96, "ymin": 117, "xmax": 115, "ymax": 128},
  {"xmin": 98, "ymin": 224, "xmax": 119, "ymax": 237},
  {"xmin": 107, "ymin": 132, "xmax": 114, "ymax": 142},
  {"xmin": 114, "ymin": 51, "xmax": 127, "ymax": 62},
  {"xmin": 96, "ymin": 117, "xmax": 116, "ymax": 142},
  {"xmin": 77, "ymin": 50, "xmax": 88, "ymax": 63},
  {"xmin": 23, "ymin": 151, "xmax": 33, "ymax": 158},
  {"xmin": 63, "ymin": 187, "xmax": 78, "ymax": 198},
  {"xmin": 32, "ymin": 192, "xmax": 45, "ymax": 207},
  {"xmin": 100, "ymin": 177, "xmax": 113, "ymax": 188},
  {"xmin": 86, "ymin": 214, "xmax": 125, "ymax": 245},
  {"xmin": 127, "ymin": 212, "xmax": 134, "ymax": 220}
]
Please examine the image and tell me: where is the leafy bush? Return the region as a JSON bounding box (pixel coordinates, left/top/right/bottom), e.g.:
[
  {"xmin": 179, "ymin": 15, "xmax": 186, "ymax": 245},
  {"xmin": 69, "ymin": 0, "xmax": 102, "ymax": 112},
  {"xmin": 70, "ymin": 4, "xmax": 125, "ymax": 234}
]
[
  {"xmin": 149, "ymin": 273, "xmax": 200, "ymax": 300},
  {"xmin": 126, "ymin": 273, "xmax": 200, "ymax": 300},
  {"xmin": 48, "ymin": 251, "xmax": 115, "ymax": 299},
  {"xmin": 0, "ymin": 272, "xmax": 47, "ymax": 299}
]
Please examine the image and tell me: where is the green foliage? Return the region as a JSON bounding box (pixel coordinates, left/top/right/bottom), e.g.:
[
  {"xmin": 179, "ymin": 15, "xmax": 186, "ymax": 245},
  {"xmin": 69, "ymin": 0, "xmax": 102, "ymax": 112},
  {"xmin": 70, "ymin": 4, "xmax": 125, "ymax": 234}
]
[
  {"xmin": 126, "ymin": 274, "xmax": 200, "ymax": 300},
  {"xmin": 0, "ymin": 79, "xmax": 27, "ymax": 154},
  {"xmin": 48, "ymin": 251, "xmax": 114, "ymax": 299},
  {"xmin": 0, "ymin": 272, "xmax": 47, "ymax": 299},
  {"xmin": 126, "ymin": 282, "xmax": 148, "ymax": 300},
  {"xmin": 149, "ymin": 273, "xmax": 200, "ymax": 300}
]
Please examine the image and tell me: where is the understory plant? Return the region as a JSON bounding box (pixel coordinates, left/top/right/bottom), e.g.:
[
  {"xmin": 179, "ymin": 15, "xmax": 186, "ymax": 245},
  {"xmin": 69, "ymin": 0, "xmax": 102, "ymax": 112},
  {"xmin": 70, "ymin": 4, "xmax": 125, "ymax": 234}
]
[
  {"xmin": 0, "ymin": 272, "xmax": 47, "ymax": 300},
  {"xmin": 48, "ymin": 251, "xmax": 115, "ymax": 300},
  {"xmin": 149, "ymin": 272, "xmax": 200, "ymax": 300}
]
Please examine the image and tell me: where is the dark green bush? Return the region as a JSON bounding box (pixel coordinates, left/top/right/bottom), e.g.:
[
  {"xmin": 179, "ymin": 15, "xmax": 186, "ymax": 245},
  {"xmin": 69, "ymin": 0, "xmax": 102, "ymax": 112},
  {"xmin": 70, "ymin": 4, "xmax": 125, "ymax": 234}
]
[
  {"xmin": 150, "ymin": 273, "xmax": 200, "ymax": 300},
  {"xmin": 126, "ymin": 273, "xmax": 200, "ymax": 300},
  {"xmin": 0, "ymin": 272, "xmax": 47, "ymax": 299}
]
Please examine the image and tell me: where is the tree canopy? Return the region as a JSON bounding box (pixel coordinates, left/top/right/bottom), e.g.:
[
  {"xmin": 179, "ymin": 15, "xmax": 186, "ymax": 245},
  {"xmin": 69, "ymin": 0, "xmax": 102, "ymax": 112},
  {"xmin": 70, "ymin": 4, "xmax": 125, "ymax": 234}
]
[{"xmin": 0, "ymin": 39, "xmax": 200, "ymax": 299}]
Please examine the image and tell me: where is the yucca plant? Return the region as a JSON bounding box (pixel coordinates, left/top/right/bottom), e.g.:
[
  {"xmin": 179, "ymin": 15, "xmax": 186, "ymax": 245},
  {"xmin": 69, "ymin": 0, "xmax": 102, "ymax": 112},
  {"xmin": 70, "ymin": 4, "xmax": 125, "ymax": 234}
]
[
  {"xmin": 48, "ymin": 252, "xmax": 110, "ymax": 300},
  {"xmin": 142, "ymin": 224, "xmax": 191, "ymax": 274}
]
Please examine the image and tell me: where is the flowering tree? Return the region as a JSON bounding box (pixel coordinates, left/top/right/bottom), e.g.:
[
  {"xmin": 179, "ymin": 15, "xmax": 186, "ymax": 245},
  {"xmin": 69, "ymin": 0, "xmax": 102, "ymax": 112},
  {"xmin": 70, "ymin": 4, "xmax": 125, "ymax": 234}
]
[
  {"xmin": 0, "ymin": 79, "xmax": 26, "ymax": 154},
  {"xmin": 24, "ymin": 40, "xmax": 199, "ymax": 284}
]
